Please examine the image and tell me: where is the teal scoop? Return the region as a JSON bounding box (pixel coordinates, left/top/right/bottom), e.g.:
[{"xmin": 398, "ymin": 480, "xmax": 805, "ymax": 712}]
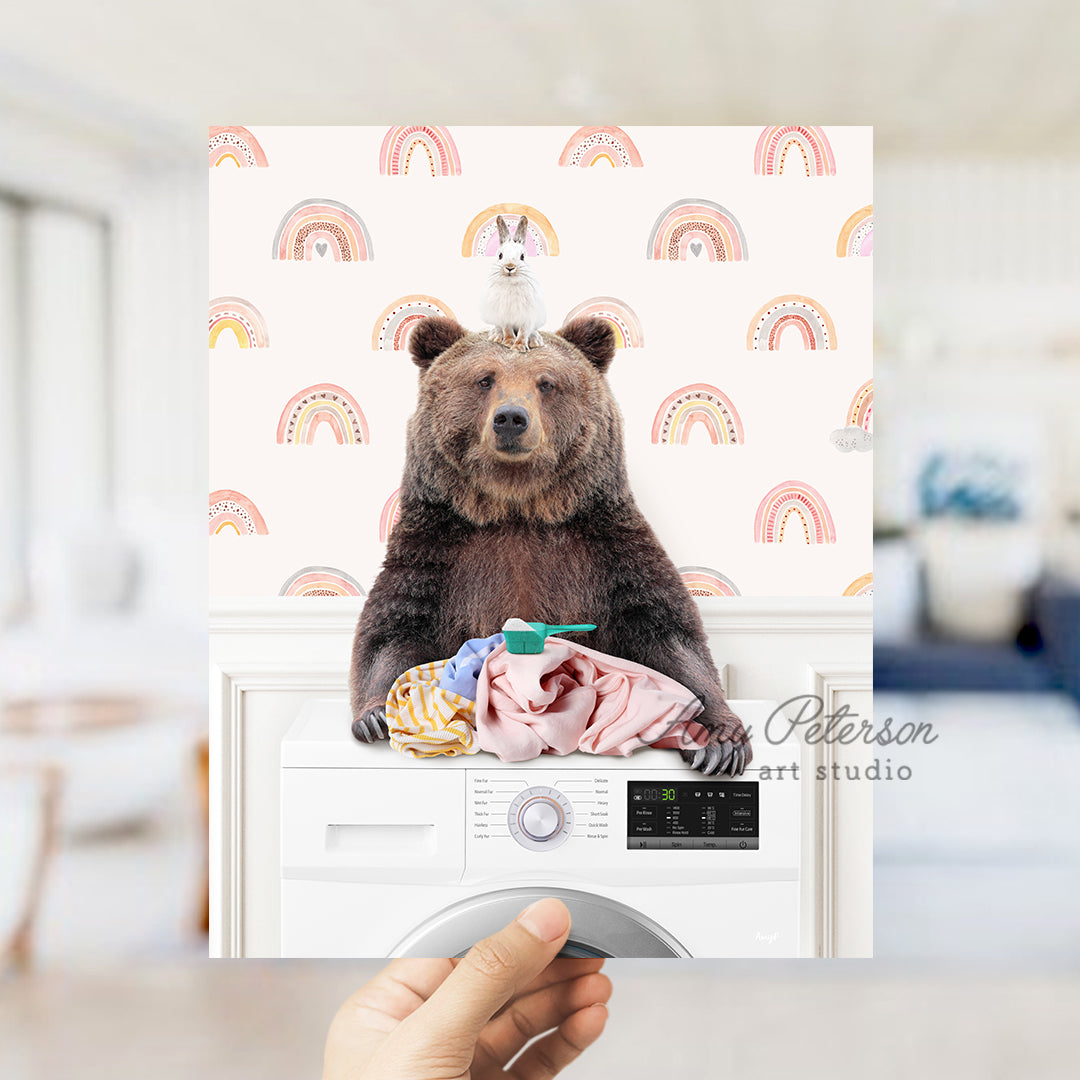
[{"xmin": 501, "ymin": 618, "xmax": 597, "ymax": 654}]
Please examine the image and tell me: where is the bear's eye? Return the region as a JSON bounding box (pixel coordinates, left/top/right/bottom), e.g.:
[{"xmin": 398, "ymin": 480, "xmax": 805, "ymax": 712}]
[
  {"xmin": 519, "ymin": 253, "xmax": 525, "ymax": 261},
  {"xmin": 538, "ymin": 379, "xmax": 555, "ymax": 394},
  {"xmin": 477, "ymin": 376, "xmax": 493, "ymax": 390},
  {"xmin": 498, "ymin": 252, "xmax": 503, "ymax": 260}
]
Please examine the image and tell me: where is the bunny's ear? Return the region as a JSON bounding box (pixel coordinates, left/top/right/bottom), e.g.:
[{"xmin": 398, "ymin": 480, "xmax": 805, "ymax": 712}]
[
  {"xmin": 496, "ymin": 215, "xmax": 510, "ymax": 244},
  {"xmin": 555, "ymin": 317, "xmax": 617, "ymax": 374},
  {"xmin": 407, "ymin": 316, "xmax": 468, "ymax": 372},
  {"xmin": 512, "ymin": 215, "xmax": 528, "ymax": 244}
]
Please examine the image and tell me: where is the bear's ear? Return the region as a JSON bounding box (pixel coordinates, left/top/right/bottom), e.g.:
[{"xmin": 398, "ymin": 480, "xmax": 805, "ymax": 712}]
[
  {"xmin": 555, "ymin": 317, "xmax": 617, "ymax": 374},
  {"xmin": 407, "ymin": 316, "xmax": 468, "ymax": 371}
]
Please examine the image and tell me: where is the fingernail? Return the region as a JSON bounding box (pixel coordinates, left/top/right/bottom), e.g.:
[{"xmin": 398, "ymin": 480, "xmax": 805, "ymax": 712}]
[{"xmin": 516, "ymin": 898, "xmax": 570, "ymax": 942}]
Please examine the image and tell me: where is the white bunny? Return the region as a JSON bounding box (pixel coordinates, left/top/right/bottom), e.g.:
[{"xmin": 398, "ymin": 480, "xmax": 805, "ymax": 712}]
[{"xmin": 479, "ymin": 214, "xmax": 546, "ymax": 352}]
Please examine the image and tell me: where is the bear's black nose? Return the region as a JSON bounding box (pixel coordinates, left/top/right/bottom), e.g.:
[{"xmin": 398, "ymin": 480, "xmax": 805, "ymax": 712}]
[{"xmin": 493, "ymin": 405, "xmax": 530, "ymax": 438}]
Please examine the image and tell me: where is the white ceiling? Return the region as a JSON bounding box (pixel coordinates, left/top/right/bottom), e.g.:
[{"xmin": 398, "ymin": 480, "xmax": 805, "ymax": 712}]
[{"xmin": 1, "ymin": 0, "xmax": 1079, "ymax": 156}]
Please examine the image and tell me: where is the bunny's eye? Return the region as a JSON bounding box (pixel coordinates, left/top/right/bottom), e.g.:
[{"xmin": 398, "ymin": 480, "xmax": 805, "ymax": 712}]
[
  {"xmin": 519, "ymin": 253, "xmax": 525, "ymax": 261},
  {"xmin": 498, "ymin": 252, "xmax": 503, "ymax": 260}
]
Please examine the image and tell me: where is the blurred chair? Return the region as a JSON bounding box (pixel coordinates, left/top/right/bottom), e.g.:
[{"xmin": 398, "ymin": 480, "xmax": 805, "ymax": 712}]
[
  {"xmin": 0, "ymin": 764, "xmax": 60, "ymax": 971},
  {"xmin": 196, "ymin": 738, "xmax": 209, "ymax": 935}
]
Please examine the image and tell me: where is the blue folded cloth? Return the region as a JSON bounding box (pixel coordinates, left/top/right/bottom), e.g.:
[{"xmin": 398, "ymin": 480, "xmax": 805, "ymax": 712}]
[{"xmin": 438, "ymin": 633, "xmax": 505, "ymax": 701}]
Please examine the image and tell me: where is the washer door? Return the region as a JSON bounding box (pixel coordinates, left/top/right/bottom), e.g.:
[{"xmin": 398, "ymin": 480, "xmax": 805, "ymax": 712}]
[{"xmin": 391, "ymin": 886, "xmax": 690, "ymax": 958}]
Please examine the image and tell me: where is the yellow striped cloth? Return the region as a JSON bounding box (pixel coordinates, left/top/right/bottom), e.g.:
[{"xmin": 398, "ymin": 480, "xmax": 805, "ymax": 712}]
[{"xmin": 385, "ymin": 660, "xmax": 480, "ymax": 758}]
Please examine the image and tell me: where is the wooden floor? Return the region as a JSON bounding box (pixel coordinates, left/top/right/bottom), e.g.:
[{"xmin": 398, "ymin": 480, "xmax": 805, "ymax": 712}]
[{"xmin": 3, "ymin": 962, "xmax": 1079, "ymax": 1079}]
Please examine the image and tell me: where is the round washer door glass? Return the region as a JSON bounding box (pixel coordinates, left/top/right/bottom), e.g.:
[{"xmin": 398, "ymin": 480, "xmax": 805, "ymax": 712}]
[{"xmin": 391, "ymin": 886, "xmax": 690, "ymax": 958}]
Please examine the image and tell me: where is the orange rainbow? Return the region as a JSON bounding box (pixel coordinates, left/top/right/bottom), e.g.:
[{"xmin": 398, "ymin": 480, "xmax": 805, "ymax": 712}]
[
  {"xmin": 747, "ymin": 294, "xmax": 837, "ymax": 351},
  {"xmin": 461, "ymin": 204, "xmax": 559, "ymax": 257},
  {"xmin": 837, "ymin": 204, "xmax": 873, "ymax": 257}
]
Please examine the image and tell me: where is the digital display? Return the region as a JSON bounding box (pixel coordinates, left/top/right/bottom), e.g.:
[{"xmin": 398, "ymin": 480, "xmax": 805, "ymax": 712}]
[{"xmin": 626, "ymin": 780, "xmax": 759, "ymax": 849}]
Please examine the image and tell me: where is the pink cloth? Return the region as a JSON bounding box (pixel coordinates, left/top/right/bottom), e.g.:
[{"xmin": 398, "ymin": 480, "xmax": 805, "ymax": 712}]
[{"xmin": 475, "ymin": 638, "xmax": 709, "ymax": 762}]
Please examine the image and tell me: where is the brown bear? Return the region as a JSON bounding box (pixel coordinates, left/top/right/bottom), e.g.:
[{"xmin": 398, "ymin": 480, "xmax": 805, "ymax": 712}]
[{"xmin": 349, "ymin": 316, "xmax": 751, "ymax": 775}]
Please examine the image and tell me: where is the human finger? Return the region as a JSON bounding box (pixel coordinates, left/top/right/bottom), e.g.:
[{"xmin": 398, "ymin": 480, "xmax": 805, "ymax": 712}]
[
  {"xmin": 508, "ymin": 1003, "xmax": 610, "ymax": 1080},
  {"xmin": 487, "ymin": 957, "xmax": 606, "ymax": 1017},
  {"xmin": 476, "ymin": 971, "xmax": 612, "ymax": 1066}
]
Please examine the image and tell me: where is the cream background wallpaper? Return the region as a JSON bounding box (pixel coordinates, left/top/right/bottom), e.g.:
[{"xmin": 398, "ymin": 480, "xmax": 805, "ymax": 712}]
[{"xmin": 209, "ymin": 125, "xmax": 872, "ymax": 599}]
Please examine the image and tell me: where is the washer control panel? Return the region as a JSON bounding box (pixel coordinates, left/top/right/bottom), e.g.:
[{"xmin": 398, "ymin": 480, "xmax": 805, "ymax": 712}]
[
  {"xmin": 507, "ymin": 786, "xmax": 574, "ymax": 851},
  {"xmin": 464, "ymin": 766, "xmax": 790, "ymax": 873},
  {"xmin": 627, "ymin": 780, "xmax": 759, "ymax": 849}
]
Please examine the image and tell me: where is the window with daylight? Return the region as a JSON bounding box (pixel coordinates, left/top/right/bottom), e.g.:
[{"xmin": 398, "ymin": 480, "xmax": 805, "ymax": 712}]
[{"xmin": 0, "ymin": 193, "xmax": 112, "ymax": 623}]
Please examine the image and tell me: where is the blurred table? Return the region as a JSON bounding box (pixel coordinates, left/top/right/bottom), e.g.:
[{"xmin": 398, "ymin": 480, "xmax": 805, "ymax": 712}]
[{"xmin": 1, "ymin": 697, "xmax": 149, "ymax": 733}]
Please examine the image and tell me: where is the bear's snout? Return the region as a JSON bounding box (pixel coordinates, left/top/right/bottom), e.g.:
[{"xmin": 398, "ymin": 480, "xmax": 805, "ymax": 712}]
[{"xmin": 492, "ymin": 404, "xmax": 530, "ymax": 449}]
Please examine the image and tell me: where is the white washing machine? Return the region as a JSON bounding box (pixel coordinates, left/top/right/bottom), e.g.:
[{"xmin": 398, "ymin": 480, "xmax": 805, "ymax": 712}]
[{"xmin": 281, "ymin": 698, "xmax": 801, "ymax": 958}]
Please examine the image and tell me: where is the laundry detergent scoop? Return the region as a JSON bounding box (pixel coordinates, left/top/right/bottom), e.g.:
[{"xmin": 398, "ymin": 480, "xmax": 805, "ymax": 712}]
[{"xmin": 500, "ymin": 618, "xmax": 597, "ymax": 654}]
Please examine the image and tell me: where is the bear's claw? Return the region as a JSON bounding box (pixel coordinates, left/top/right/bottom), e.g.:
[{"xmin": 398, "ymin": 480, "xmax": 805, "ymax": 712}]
[
  {"xmin": 352, "ymin": 708, "xmax": 389, "ymax": 744},
  {"xmin": 687, "ymin": 740, "xmax": 748, "ymax": 776}
]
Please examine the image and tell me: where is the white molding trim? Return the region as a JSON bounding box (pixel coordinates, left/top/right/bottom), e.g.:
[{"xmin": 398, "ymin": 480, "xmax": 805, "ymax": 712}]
[
  {"xmin": 209, "ymin": 595, "xmax": 872, "ymax": 635},
  {"xmin": 208, "ymin": 660, "xmax": 348, "ymax": 958},
  {"xmin": 210, "ymin": 597, "xmax": 364, "ymax": 635},
  {"xmin": 803, "ymin": 661, "xmax": 874, "ymax": 959}
]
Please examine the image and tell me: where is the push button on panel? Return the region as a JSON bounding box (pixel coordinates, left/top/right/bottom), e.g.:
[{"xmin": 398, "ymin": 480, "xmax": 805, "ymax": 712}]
[{"xmin": 520, "ymin": 799, "xmax": 562, "ymax": 841}]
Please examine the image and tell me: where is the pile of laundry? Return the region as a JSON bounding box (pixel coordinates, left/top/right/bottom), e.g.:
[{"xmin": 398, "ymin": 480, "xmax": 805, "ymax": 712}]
[{"xmin": 385, "ymin": 631, "xmax": 709, "ymax": 761}]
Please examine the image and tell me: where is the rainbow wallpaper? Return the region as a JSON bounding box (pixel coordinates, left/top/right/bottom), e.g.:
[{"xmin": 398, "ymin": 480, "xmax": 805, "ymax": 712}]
[
  {"xmin": 562, "ymin": 297, "xmax": 643, "ymax": 349},
  {"xmin": 837, "ymin": 205, "xmax": 874, "ymax": 257},
  {"xmin": 747, "ymin": 294, "xmax": 838, "ymax": 351},
  {"xmin": 645, "ymin": 198, "xmax": 748, "ymax": 262},
  {"xmin": 276, "ymin": 384, "xmax": 370, "ymax": 446},
  {"xmin": 379, "ymin": 126, "xmax": 461, "ymax": 177},
  {"xmin": 210, "ymin": 126, "xmax": 871, "ymax": 599},
  {"xmin": 209, "ymin": 296, "xmax": 269, "ymax": 349},
  {"xmin": 271, "ymin": 199, "xmax": 373, "ymax": 262},
  {"xmin": 754, "ymin": 126, "xmax": 836, "ymax": 177},
  {"xmin": 651, "ymin": 384, "xmax": 744, "ymax": 446},
  {"xmin": 372, "ymin": 295, "xmax": 458, "ymax": 351},
  {"xmin": 209, "ymin": 127, "xmax": 269, "ymax": 168},
  {"xmin": 461, "ymin": 203, "xmax": 559, "ymax": 258},
  {"xmin": 558, "ymin": 126, "xmax": 644, "ymax": 168}
]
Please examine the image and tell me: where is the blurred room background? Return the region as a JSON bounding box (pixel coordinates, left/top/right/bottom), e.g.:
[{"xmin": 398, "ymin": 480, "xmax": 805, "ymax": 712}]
[{"xmin": 2, "ymin": 1, "xmax": 1079, "ymax": 1077}]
